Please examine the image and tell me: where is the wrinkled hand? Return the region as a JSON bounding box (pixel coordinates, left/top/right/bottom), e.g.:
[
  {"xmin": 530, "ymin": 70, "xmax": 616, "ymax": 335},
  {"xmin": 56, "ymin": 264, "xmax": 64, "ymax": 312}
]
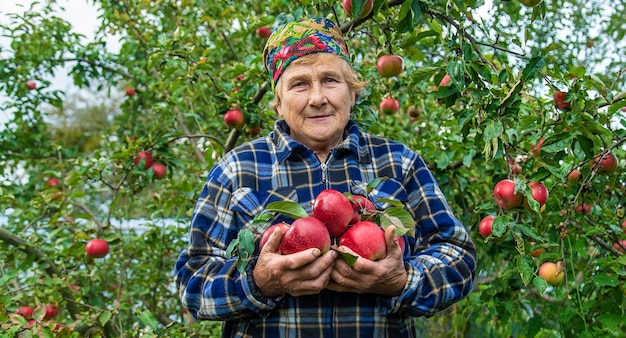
[
  {"xmin": 253, "ymin": 226, "xmax": 338, "ymax": 297},
  {"xmin": 327, "ymin": 226, "xmax": 407, "ymax": 296}
]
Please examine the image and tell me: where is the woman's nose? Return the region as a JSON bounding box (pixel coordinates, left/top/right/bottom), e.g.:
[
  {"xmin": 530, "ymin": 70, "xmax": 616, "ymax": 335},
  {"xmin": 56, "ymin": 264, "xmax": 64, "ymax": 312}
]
[{"xmin": 308, "ymin": 82, "xmax": 328, "ymax": 107}]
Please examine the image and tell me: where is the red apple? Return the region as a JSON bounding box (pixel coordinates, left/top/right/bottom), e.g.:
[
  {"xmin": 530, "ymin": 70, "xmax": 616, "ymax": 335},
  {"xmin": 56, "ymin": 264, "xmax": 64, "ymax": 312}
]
[
  {"xmin": 152, "ymin": 163, "xmax": 167, "ymax": 179},
  {"xmin": 621, "ymin": 220, "xmax": 626, "ymax": 235},
  {"xmin": 590, "ymin": 153, "xmax": 618, "ymax": 175},
  {"xmin": 527, "ymin": 181, "xmax": 549, "ymax": 208},
  {"xmin": 125, "ymin": 87, "xmax": 136, "ymax": 96},
  {"xmin": 407, "ymin": 105, "xmax": 421, "ymax": 119},
  {"xmin": 511, "ymin": 164, "xmax": 522, "ymax": 175},
  {"xmin": 224, "ymin": 109, "xmax": 245, "ymax": 129},
  {"xmin": 567, "ymin": 169, "xmax": 582, "ymax": 184},
  {"xmin": 311, "ymin": 189, "xmax": 354, "ymax": 238},
  {"xmin": 379, "ymin": 97, "xmax": 400, "ymax": 114},
  {"xmin": 493, "ymin": 179, "xmax": 523, "ymax": 209},
  {"xmin": 478, "ymin": 215, "xmax": 495, "ymax": 238},
  {"xmin": 133, "ymin": 151, "xmax": 154, "ymax": 169},
  {"xmin": 256, "ymin": 26, "xmax": 271, "ymax": 39},
  {"xmin": 16, "ymin": 306, "xmax": 34, "ymax": 319},
  {"xmin": 342, "ymin": 0, "xmax": 374, "ymax": 18},
  {"xmin": 339, "ymin": 221, "xmax": 386, "ymax": 261},
  {"xmin": 553, "ymin": 91, "xmax": 571, "ymax": 110},
  {"xmin": 538, "ymin": 261, "xmax": 564, "ymax": 286},
  {"xmin": 613, "ymin": 240, "xmax": 626, "ymax": 254},
  {"xmin": 279, "ymin": 216, "xmax": 331, "ymax": 255},
  {"xmin": 529, "ymin": 242, "xmax": 543, "ymax": 257},
  {"xmin": 26, "ymin": 80, "xmax": 37, "ymax": 90},
  {"xmin": 349, "ymin": 195, "xmax": 376, "ymax": 224},
  {"xmin": 86, "ymin": 238, "xmax": 110, "ymax": 258},
  {"xmin": 376, "ymin": 55, "xmax": 404, "ymax": 77},
  {"xmin": 45, "ymin": 178, "xmax": 60, "ymax": 189},
  {"xmin": 439, "ymin": 74, "xmax": 452, "ymax": 87},
  {"xmin": 259, "ymin": 222, "xmax": 289, "ymax": 250},
  {"xmin": 531, "ymin": 137, "xmax": 545, "ymax": 157},
  {"xmin": 43, "ymin": 304, "xmax": 59, "ymax": 319},
  {"xmin": 575, "ymin": 203, "xmax": 592, "ymax": 215}
]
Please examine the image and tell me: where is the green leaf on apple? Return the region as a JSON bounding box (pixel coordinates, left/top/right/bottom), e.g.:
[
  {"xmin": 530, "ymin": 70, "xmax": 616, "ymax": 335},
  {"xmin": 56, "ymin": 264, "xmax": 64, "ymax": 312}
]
[
  {"xmin": 226, "ymin": 228, "xmax": 256, "ymax": 273},
  {"xmin": 379, "ymin": 206, "xmax": 415, "ymax": 237},
  {"xmin": 365, "ymin": 176, "xmax": 388, "ymax": 194},
  {"xmin": 376, "ymin": 197, "xmax": 404, "ymax": 209},
  {"xmin": 251, "ymin": 213, "xmax": 273, "ymax": 228},
  {"xmin": 336, "ymin": 249, "xmax": 358, "ymax": 267},
  {"xmin": 264, "ymin": 201, "xmax": 308, "ymax": 220}
]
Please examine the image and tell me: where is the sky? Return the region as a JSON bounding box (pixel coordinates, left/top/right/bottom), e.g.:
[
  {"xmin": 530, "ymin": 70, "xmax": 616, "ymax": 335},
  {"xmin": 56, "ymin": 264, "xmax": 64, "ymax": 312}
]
[{"xmin": 0, "ymin": 0, "xmax": 121, "ymax": 125}]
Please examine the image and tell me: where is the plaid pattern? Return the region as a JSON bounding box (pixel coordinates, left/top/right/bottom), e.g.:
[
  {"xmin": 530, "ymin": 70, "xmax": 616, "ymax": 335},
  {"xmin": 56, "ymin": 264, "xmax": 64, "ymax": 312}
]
[
  {"xmin": 174, "ymin": 120, "xmax": 476, "ymax": 337},
  {"xmin": 263, "ymin": 17, "xmax": 350, "ymax": 89}
]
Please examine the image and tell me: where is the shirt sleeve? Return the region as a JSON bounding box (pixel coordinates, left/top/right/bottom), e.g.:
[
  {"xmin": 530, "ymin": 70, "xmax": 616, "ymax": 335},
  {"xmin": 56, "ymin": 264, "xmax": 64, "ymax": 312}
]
[
  {"xmin": 381, "ymin": 152, "xmax": 476, "ymax": 317},
  {"xmin": 173, "ymin": 162, "xmax": 282, "ymax": 321}
]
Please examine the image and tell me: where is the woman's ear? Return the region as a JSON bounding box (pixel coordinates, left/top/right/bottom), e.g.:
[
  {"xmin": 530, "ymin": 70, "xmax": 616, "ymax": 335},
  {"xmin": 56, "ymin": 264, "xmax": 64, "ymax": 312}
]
[{"xmin": 275, "ymin": 99, "xmax": 282, "ymax": 117}]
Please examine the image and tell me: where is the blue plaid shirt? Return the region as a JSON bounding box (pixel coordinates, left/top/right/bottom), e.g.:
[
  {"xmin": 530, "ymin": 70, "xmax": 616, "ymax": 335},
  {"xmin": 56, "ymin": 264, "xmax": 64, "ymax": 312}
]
[{"xmin": 174, "ymin": 120, "xmax": 476, "ymax": 337}]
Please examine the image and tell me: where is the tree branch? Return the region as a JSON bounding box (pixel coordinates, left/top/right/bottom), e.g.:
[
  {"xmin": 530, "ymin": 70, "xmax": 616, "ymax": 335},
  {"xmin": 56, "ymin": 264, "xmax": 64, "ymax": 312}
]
[{"xmin": 0, "ymin": 227, "xmax": 80, "ymax": 319}]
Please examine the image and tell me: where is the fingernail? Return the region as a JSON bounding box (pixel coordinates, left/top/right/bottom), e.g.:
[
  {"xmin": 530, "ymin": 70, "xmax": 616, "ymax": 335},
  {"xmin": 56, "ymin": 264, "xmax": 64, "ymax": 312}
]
[{"xmin": 312, "ymin": 248, "xmax": 321, "ymax": 257}]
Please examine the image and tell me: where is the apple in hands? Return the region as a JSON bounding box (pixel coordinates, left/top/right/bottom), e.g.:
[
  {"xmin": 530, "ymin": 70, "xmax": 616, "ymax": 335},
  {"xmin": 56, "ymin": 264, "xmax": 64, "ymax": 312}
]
[
  {"xmin": 349, "ymin": 195, "xmax": 376, "ymax": 224},
  {"xmin": 311, "ymin": 189, "xmax": 354, "ymax": 238},
  {"xmin": 338, "ymin": 221, "xmax": 386, "ymax": 261},
  {"xmin": 259, "ymin": 222, "xmax": 289, "ymax": 250},
  {"xmin": 279, "ymin": 216, "xmax": 331, "ymax": 255}
]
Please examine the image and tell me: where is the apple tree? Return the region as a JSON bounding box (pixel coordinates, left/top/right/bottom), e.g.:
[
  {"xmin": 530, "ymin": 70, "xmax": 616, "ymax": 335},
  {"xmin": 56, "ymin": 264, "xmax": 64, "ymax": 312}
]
[{"xmin": 0, "ymin": 0, "xmax": 625, "ymax": 336}]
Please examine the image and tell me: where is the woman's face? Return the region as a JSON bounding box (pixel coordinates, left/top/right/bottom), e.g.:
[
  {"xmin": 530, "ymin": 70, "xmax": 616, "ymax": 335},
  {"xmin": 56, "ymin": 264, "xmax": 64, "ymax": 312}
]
[{"xmin": 275, "ymin": 53, "xmax": 356, "ymax": 151}]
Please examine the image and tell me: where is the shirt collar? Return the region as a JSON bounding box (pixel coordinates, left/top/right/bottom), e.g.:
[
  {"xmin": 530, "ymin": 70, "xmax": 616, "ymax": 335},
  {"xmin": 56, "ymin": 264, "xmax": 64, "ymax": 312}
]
[{"xmin": 270, "ymin": 120, "xmax": 372, "ymax": 164}]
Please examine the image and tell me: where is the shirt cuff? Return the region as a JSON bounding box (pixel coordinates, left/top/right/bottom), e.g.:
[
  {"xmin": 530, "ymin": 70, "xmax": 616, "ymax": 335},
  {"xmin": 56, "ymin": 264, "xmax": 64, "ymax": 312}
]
[{"xmin": 238, "ymin": 257, "xmax": 285, "ymax": 315}]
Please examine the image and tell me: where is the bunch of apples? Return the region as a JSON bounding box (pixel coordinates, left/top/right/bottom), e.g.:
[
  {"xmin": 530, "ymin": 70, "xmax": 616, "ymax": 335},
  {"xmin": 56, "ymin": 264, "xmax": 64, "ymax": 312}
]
[
  {"xmin": 257, "ymin": 186, "xmax": 413, "ymax": 263},
  {"xmin": 227, "ymin": 178, "xmax": 414, "ymax": 272}
]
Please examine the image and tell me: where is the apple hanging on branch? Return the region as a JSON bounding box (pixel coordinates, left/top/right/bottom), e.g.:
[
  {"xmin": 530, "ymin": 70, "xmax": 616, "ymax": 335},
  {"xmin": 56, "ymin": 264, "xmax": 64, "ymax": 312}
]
[
  {"xmin": 376, "ymin": 55, "xmax": 404, "ymax": 77},
  {"xmin": 493, "ymin": 178, "xmax": 523, "ymax": 209}
]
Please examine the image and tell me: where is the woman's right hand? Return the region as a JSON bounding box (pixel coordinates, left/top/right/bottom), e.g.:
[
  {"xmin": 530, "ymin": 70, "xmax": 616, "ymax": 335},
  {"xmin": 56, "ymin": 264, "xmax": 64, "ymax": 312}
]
[{"xmin": 252, "ymin": 227, "xmax": 338, "ymax": 297}]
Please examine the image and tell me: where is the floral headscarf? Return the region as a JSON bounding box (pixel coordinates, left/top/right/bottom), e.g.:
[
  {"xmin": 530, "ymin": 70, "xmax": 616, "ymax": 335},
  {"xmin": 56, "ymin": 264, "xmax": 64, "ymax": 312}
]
[{"xmin": 263, "ymin": 17, "xmax": 350, "ymax": 89}]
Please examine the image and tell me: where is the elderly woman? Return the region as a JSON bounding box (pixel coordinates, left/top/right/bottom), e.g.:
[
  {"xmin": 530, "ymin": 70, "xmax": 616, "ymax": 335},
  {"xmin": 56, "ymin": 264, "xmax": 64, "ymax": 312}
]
[{"xmin": 174, "ymin": 17, "xmax": 476, "ymax": 337}]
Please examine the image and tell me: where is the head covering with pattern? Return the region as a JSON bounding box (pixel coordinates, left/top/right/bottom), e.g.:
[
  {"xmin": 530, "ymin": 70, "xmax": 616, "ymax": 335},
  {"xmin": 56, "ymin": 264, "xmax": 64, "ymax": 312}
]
[{"xmin": 263, "ymin": 17, "xmax": 350, "ymax": 89}]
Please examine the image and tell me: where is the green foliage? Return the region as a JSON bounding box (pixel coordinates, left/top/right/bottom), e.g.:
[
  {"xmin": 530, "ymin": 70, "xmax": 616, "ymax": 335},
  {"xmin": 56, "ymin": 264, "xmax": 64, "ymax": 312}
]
[{"xmin": 1, "ymin": 0, "xmax": 625, "ymax": 336}]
